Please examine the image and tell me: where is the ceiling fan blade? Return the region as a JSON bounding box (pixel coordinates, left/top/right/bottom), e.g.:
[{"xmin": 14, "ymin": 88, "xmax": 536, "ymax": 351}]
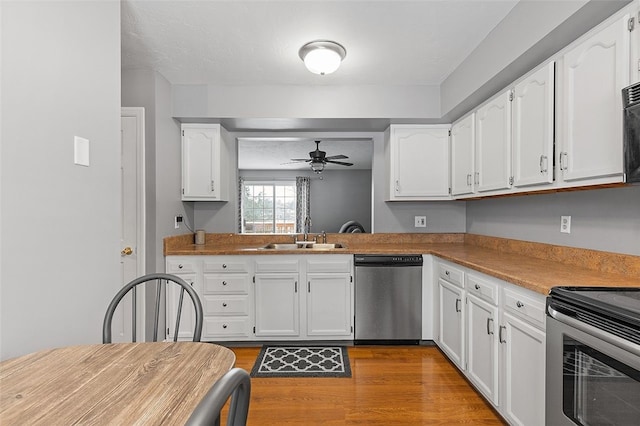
[
  {"xmin": 289, "ymin": 158, "xmax": 311, "ymax": 162},
  {"xmin": 325, "ymin": 154, "xmax": 348, "ymax": 160},
  {"xmin": 326, "ymin": 160, "xmax": 353, "ymax": 166}
]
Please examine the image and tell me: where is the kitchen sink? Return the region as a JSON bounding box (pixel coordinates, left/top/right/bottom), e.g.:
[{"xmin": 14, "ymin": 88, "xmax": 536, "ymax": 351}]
[{"xmin": 260, "ymin": 242, "xmax": 345, "ymax": 250}]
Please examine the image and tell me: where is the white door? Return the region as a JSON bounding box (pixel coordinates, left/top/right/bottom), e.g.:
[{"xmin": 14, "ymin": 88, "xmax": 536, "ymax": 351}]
[
  {"xmin": 114, "ymin": 107, "xmax": 145, "ymax": 342},
  {"xmin": 390, "ymin": 126, "xmax": 450, "ymax": 198},
  {"xmin": 254, "ymin": 274, "xmax": 300, "ymax": 337},
  {"xmin": 559, "ymin": 14, "xmax": 629, "ymax": 182},
  {"xmin": 306, "ymin": 274, "xmax": 352, "ymax": 336},
  {"xmin": 466, "ymin": 294, "xmax": 499, "ymax": 405},
  {"xmin": 451, "ymin": 113, "xmax": 475, "ymax": 196},
  {"xmin": 438, "ymin": 279, "xmax": 465, "ymax": 369},
  {"xmin": 513, "ymin": 62, "xmax": 555, "ymax": 187},
  {"xmin": 475, "ymin": 90, "xmax": 512, "ymax": 192}
]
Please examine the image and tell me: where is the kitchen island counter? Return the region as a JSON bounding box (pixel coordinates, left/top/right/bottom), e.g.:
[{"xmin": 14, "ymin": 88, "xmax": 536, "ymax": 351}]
[{"xmin": 164, "ymin": 233, "xmax": 640, "ymax": 295}]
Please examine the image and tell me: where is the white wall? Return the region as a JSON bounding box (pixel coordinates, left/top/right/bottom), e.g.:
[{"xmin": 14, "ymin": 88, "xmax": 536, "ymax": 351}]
[
  {"xmin": 466, "ymin": 186, "xmax": 640, "ymax": 256},
  {"xmin": 0, "ymin": 1, "xmax": 121, "ymax": 360}
]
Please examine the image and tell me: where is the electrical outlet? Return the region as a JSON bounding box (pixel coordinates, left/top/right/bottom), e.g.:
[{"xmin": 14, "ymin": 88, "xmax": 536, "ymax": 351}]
[
  {"xmin": 414, "ymin": 216, "xmax": 426, "ymax": 228},
  {"xmin": 175, "ymin": 215, "xmax": 183, "ymax": 229},
  {"xmin": 561, "ymin": 216, "xmax": 571, "ymax": 234}
]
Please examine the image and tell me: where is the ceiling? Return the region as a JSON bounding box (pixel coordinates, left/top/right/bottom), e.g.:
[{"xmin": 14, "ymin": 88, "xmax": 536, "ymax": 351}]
[
  {"xmin": 238, "ymin": 137, "xmax": 373, "ymax": 170},
  {"xmin": 121, "ymin": 0, "xmax": 519, "ymax": 87}
]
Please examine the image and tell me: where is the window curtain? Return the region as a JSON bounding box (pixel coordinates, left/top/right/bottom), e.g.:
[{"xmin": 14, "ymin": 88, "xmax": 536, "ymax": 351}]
[
  {"xmin": 237, "ymin": 176, "xmax": 244, "ymax": 233},
  {"xmin": 295, "ymin": 176, "xmax": 310, "ymax": 233}
]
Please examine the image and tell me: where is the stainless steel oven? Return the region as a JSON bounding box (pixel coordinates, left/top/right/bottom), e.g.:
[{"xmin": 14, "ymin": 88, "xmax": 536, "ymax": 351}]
[{"xmin": 546, "ymin": 287, "xmax": 640, "ymax": 425}]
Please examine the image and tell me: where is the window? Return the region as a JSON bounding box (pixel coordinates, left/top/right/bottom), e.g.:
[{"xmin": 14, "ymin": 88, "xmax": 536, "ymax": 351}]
[{"xmin": 241, "ymin": 181, "xmax": 297, "ymax": 233}]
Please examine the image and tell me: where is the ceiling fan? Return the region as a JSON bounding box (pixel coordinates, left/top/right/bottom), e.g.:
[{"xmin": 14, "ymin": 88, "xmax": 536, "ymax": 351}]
[{"xmin": 289, "ymin": 140, "xmax": 353, "ymax": 173}]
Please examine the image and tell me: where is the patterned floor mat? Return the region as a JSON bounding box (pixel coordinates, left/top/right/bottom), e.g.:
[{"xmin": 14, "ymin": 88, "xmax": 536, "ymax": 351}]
[{"xmin": 250, "ymin": 346, "xmax": 352, "ymax": 378}]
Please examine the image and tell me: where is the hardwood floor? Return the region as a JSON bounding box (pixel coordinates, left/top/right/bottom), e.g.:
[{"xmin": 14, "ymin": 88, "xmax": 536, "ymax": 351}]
[{"xmin": 227, "ymin": 345, "xmax": 506, "ymax": 425}]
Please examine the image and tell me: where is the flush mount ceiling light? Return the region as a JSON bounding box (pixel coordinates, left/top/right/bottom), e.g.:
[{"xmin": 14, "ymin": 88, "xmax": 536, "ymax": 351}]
[{"xmin": 298, "ymin": 40, "xmax": 347, "ymax": 75}]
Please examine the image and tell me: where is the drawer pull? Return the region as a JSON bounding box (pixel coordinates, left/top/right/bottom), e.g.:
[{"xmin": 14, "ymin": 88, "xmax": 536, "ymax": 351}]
[
  {"xmin": 474, "ymin": 284, "xmax": 480, "ymax": 290},
  {"xmin": 455, "ymin": 298, "xmax": 461, "ymax": 313},
  {"xmin": 487, "ymin": 317, "xmax": 494, "ymax": 335},
  {"xmin": 445, "ymin": 271, "xmax": 450, "ymax": 276},
  {"xmin": 222, "ymin": 281, "xmax": 227, "ymax": 286},
  {"xmin": 178, "ymin": 264, "xmax": 183, "ymax": 269},
  {"xmin": 222, "ymin": 303, "xmax": 227, "ymax": 307},
  {"xmin": 499, "ymin": 325, "xmax": 506, "ymax": 343},
  {"xmin": 222, "ymin": 324, "xmax": 228, "ymax": 329},
  {"xmin": 516, "ymin": 301, "xmax": 525, "ymax": 308},
  {"xmin": 222, "ymin": 264, "xmax": 227, "ymax": 269}
]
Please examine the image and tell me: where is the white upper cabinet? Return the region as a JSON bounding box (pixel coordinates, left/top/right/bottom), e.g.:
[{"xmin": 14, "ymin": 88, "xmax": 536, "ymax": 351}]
[
  {"xmin": 386, "ymin": 125, "xmax": 451, "ymax": 200},
  {"xmin": 558, "ymin": 13, "xmax": 630, "ymax": 184},
  {"xmin": 512, "ymin": 62, "xmax": 555, "ymax": 188},
  {"xmin": 475, "ymin": 90, "xmax": 512, "ymax": 193},
  {"xmin": 181, "ymin": 123, "xmax": 229, "ymax": 201},
  {"xmin": 450, "ymin": 113, "xmax": 475, "ymax": 196}
]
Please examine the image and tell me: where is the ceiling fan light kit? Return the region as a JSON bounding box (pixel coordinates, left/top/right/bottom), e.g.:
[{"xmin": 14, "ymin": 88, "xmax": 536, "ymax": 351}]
[
  {"xmin": 289, "ymin": 140, "xmax": 353, "ymax": 174},
  {"xmin": 298, "ymin": 40, "xmax": 346, "ymax": 75}
]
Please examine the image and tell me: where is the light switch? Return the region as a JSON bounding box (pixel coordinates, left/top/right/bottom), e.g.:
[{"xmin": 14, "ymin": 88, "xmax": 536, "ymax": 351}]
[{"xmin": 74, "ymin": 136, "xmax": 90, "ymax": 167}]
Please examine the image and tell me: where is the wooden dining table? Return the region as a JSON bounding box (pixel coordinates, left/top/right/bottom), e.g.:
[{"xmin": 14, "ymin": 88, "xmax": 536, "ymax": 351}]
[{"xmin": 0, "ymin": 342, "xmax": 236, "ymax": 425}]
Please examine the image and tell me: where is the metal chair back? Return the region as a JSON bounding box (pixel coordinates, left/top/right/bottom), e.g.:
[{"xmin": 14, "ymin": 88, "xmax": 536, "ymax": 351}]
[{"xmin": 103, "ymin": 273, "xmax": 203, "ymax": 343}]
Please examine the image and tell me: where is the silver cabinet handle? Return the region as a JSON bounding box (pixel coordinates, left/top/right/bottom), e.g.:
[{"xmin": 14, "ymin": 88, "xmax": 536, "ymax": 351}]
[
  {"xmin": 308, "ymin": 282, "xmax": 311, "ymax": 293},
  {"xmin": 474, "ymin": 172, "xmax": 479, "ymax": 185},
  {"xmin": 560, "ymin": 152, "xmax": 568, "ymax": 171},
  {"xmin": 222, "ymin": 302, "xmax": 227, "ymax": 307},
  {"xmin": 516, "ymin": 301, "xmax": 525, "ymax": 308},
  {"xmin": 211, "ymin": 180, "xmax": 215, "ymax": 192},
  {"xmin": 222, "ymin": 324, "xmax": 228, "ymax": 329},
  {"xmin": 474, "ymin": 284, "xmax": 480, "ymax": 290},
  {"xmin": 178, "ymin": 264, "xmax": 183, "ymax": 269},
  {"xmin": 222, "ymin": 264, "xmax": 227, "ymax": 269},
  {"xmin": 295, "ymin": 281, "xmax": 298, "ymax": 293},
  {"xmin": 455, "ymin": 298, "xmax": 461, "ymax": 313},
  {"xmin": 466, "ymin": 174, "xmax": 471, "ymax": 186},
  {"xmin": 222, "ymin": 281, "xmax": 227, "ymax": 286},
  {"xmin": 487, "ymin": 317, "xmax": 494, "ymax": 335},
  {"xmin": 395, "ymin": 180, "xmax": 400, "ymax": 193},
  {"xmin": 445, "ymin": 270, "xmax": 450, "ymax": 276},
  {"xmin": 499, "ymin": 325, "xmax": 506, "ymax": 343},
  {"xmin": 539, "ymin": 155, "xmax": 548, "ymax": 173}
]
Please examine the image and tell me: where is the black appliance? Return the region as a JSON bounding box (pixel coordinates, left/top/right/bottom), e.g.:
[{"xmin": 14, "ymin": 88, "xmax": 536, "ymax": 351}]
[
  {"xmin": 623, "ymin": 82, "xmax": 640, "ymax": 182},
  {"xmin": 546, "ymin": 286, "xmax": 640, "ymax": 425}
]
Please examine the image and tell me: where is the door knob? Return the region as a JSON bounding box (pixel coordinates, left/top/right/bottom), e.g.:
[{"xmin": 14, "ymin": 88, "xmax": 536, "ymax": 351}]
[{"xmin": 121, "ymin": 247, "xmax": 133, "ymax": 256}]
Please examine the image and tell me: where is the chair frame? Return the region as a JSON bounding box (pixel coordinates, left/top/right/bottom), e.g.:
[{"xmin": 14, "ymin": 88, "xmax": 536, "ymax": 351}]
[
  {"xmin": 103, "ymin": 273, "xmax": 204, "ymax": 343},
  {"xmin": 185, "ymin": 368, "xmax": 251, "ymax": 426}
]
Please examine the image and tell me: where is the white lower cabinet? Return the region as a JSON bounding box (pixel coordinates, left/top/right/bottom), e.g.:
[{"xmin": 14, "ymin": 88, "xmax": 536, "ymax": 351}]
[
  {"xmin": 254, "ymin": 272, "xmax": 300, "ymax": 337},
  {"xmin": 165, "ymin": 257, "xmax": 200, "ymax": 341},
  {"xmin": 306, "ymin": 273, "xmax": 352, "ymax": 336},
  {"xmin": 435, "ymin": 258, "xmax": 546, "ymax": 426}
]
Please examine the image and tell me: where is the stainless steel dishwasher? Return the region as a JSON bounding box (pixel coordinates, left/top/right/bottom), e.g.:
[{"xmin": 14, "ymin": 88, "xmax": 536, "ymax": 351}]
[{"xmin": 354, "ymin": 254, "xmax": 422, "ymax": 344}]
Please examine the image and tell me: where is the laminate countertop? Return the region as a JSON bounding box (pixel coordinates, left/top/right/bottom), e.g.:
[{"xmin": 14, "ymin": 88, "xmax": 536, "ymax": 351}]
[{"xmin": 164, "ymin": 233, "xmax": 640, "ymax": 296}]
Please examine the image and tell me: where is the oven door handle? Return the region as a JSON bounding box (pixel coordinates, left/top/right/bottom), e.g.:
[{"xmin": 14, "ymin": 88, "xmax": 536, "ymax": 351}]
[{"xmin": 548, "ymin": 305, "xmax": 640, "ymax": 357}]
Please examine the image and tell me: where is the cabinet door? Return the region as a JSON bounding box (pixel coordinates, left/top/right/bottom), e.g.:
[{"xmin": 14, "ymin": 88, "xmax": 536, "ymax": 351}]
[
  {"xmin": 166, "ymin": 273, "xmax": 199, "ymax": 341},
  {"xmin": 451, "ymin": 113, "xmax": 475, "ymax": 196},
  {"xmin": 182, "ymin": 125, "xmax": 222, "ymax": 200},
  {"xmin": 254, "ymin": 274, "xmax": 299, "ymax": 337},
  {"xmin": 475, "ymin": 90, "xmax": 512, "ymax": 192},
  {"xmin": 466, "ymin": 294, "xmax": 499, "ymax": 406},
  {"xmin": 513, "ymin": 62, "xmax": 555, "ymax": 188},
  {"xmin": 390, "ymin": 126, "xmax": 450, "ymax": 199},
  {"xmin": 438, "ymin": 278, "xmax": 465, "ymax": 369},
  {"xmin": 501, "ymin": 312, "xmax": 546, "ymax": 426},
  {"xmin": 306, "ymin": 273, "xmax": 352, "ymax": 337},
  {"xmin": 559, "ymin": 14, "xmax": 630, "ymax": 182}
]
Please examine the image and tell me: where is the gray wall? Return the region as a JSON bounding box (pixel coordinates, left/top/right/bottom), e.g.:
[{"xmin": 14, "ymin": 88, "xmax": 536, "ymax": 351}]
[
  {"xmin": 239, "ymin": 169, "xmax": 372, "ymax": 234},
  {"xmin": 466, "ymin": 185, "xmax": 640, "ymax": 256},
  {"xmin": 1, "ymin": 1, "xmax": 121, "ymax": 359}
]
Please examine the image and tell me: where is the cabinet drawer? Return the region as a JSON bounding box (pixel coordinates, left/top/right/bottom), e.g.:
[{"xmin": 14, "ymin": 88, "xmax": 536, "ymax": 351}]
[
  {"xmin": 438, "ymin": 263, "xmax": 464, "ymax": 288},
  {"xmin": 467, "ymin": 274, "xmax": 498, "ymax": 305},
  {"xmin": 204, "ymin": 258, "xmax": 249, "ymax": 273},
  {"xmin": 306, "ymin": 257, "xmax": 352, "ymax": 273},
  {"xmin": 255, "ymin": 258, "xmax": 299, "ymax": 273},
  {"xmin": 503, "ymin": 287, "xmax": 546, "ymax": 328},
  {"xmin": 166, "ymin": 260, "xmax": 197, "ymax": 274},
  {"xmin": 204, "ymin": 296, "xmax": 249, "ymax": 316},
  {"xmin": 203, "ymin": 274, "xmax": 249, "ymax": 294},
  {"xmin": 203, "ymin": 317, "xmax": 250, "ymax": 338}
]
